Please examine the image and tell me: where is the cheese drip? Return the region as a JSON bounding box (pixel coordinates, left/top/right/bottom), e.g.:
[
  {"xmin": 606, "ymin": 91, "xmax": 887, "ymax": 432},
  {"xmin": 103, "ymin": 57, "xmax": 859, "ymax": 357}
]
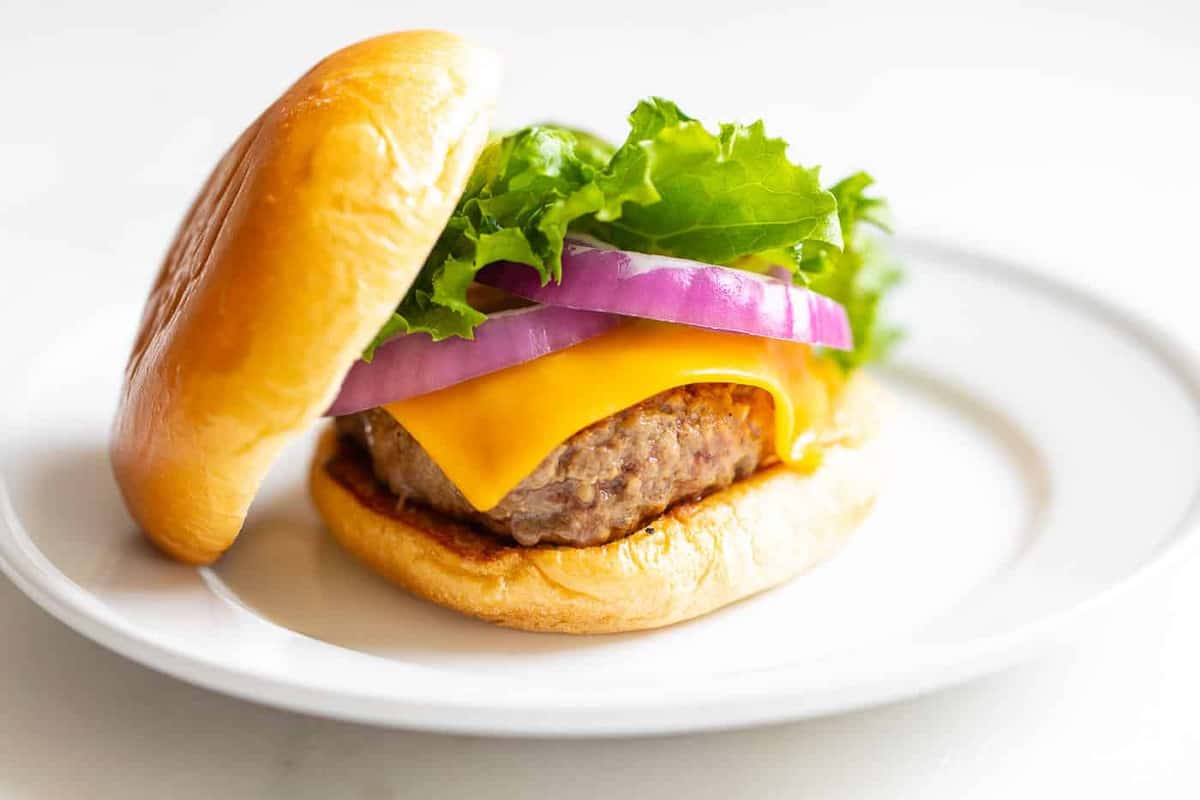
[{"xmin": 383, "ymin": 321, "xmax": 840, "ymax": 511}]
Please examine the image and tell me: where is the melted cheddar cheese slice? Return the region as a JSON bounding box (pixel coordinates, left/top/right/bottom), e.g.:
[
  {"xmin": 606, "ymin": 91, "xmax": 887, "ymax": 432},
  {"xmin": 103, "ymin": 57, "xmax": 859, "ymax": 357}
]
[{"xmin": 382, "ymin": 320, "xmax": 841, "ymax": 511}]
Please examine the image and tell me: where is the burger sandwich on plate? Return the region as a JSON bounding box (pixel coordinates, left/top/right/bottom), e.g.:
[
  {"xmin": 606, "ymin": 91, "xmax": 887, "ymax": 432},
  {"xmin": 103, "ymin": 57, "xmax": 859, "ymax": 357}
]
[{"xmin": 111, "ymin": 30, "xmax": 900, "ymax": 634}]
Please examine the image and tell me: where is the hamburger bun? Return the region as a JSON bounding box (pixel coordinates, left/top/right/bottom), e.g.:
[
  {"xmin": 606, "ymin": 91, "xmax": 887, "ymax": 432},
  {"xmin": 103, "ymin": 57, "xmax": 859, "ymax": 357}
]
[
  {"xmin": 110, "ymin": 31, "xmax": 500, "ymax": 564},
  {"xmin": 309, "ymin": 372, "xmax": 887, "ymax": 634}
]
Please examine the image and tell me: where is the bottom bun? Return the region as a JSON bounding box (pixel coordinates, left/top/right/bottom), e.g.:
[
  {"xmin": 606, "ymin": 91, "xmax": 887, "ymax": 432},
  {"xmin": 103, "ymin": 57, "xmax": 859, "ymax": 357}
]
[{"xmin": 309, "ymin": 374, "xmax": 888, "ymax": 634}]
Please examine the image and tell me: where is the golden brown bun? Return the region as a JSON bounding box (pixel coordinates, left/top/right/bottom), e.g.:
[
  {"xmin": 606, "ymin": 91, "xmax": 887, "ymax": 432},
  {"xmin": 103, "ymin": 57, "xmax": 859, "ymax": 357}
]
[
  {"xmin": 110, "ymin": 32, "xmax": 500, "ymax": 564},
  {"xmin": 310, "ymin": 374, "xmax": 888, "ymax": 634}
]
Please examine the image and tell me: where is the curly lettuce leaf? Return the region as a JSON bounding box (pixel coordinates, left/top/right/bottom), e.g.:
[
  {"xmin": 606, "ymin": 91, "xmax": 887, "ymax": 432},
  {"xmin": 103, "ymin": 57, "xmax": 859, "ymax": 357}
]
[
  {"xmin": 581, "ymin": 98, "xmax": 841, "ymax": 263},
  {"xmin": 364, "ymin": 125, "xmax": 657, "ymax": 355},
  {"xmin": 365, "ymin": 98, "xmax": 897, "ymax": 369},
  {"xmin": 808, "ymin": 172, "xmax": 902, "ymax": 369}
]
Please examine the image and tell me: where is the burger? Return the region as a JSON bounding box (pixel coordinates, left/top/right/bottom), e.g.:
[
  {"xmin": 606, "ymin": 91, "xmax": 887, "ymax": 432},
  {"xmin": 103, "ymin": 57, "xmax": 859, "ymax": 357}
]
[{"xmin": 111, "ymin": 30, "xmax": 899, "ymax": 634}]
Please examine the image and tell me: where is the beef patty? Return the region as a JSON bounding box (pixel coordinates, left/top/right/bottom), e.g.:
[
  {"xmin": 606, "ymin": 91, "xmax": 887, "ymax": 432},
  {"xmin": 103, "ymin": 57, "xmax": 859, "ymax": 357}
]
[{"xmin": 336, "ymin": 383, "xmax": 778, "ymax": 547}]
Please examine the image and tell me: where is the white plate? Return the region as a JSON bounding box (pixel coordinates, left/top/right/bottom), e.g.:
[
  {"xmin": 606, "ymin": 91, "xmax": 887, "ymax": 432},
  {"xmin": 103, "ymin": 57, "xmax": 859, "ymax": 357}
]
[{"xmin": 2, "ymin": 240, "xmax": 1199, "ymax": 737}]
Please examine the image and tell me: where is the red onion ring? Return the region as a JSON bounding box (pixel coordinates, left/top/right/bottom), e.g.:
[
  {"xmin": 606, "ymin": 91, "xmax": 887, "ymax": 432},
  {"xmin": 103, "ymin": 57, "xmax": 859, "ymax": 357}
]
[
  {"xmin": 477, "ymin": 240, "xmax": 853, "ymax": 350},
  {"xmin": 327, "ymin": 305, "xmax": 619, "ymax": 416}
]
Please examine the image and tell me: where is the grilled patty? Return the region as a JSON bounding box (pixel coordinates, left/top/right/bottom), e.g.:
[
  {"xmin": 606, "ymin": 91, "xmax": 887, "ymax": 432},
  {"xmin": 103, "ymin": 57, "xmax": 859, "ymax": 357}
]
[{"xmin": 336, "ymin": 383, "xmax": 778, "ymax": 547}]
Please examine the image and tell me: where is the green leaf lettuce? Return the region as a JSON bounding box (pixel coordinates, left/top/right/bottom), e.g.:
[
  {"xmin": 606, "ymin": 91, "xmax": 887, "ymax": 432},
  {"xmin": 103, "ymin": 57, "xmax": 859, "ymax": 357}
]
[{"xmin": 365, "ymin": 97, "xmax": 900, "ymax": 368}]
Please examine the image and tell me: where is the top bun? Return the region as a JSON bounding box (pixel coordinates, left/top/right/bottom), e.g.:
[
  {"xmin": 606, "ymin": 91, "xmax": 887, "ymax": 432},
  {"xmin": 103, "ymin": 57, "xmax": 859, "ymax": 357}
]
[{"xmin": 110, "ymin": 31, "xmax": 500, "ymax": 564}]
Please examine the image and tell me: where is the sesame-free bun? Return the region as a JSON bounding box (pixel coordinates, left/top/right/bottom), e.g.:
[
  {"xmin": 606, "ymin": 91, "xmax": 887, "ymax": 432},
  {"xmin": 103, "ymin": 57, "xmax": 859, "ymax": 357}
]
[
  {"xmin": 310, "ymin": 373, "xmax": 887, "ymax": 634},
  {"xmin": 110, "ymin": 32, "xmax": 500, "ymax": 564}
]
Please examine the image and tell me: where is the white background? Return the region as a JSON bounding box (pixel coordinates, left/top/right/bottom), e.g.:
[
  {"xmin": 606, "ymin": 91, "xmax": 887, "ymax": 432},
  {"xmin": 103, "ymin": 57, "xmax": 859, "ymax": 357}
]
[{"xmin": 2, "ymin": 0, "xmax": 1199, "ymax": 796}]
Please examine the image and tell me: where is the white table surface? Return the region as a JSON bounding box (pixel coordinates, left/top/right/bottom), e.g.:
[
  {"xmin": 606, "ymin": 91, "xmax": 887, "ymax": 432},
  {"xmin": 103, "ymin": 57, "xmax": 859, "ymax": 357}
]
[{"xmin": 2, "ymin": 1, "xmax": 1199, "ymax": 796}]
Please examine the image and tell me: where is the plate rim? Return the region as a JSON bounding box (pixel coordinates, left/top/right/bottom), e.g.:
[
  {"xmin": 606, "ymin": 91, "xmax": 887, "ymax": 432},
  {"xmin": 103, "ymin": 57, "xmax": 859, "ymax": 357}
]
[{"xmin": 4, "ymin": 237, "xmax": 1200, "ymax": 737}]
